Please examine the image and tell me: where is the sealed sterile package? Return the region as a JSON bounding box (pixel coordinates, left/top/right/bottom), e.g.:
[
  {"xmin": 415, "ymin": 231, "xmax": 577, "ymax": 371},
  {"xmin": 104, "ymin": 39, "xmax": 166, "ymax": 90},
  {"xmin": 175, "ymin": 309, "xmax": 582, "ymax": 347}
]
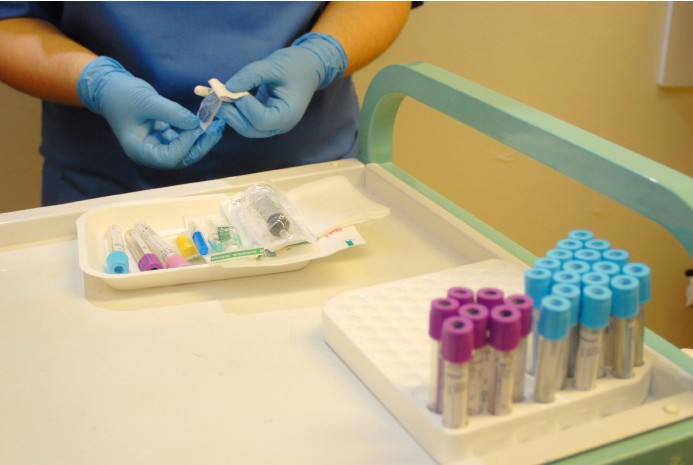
[{"xmin": 221, "ymin": 182, "xmax": 314, "ymax": 252}]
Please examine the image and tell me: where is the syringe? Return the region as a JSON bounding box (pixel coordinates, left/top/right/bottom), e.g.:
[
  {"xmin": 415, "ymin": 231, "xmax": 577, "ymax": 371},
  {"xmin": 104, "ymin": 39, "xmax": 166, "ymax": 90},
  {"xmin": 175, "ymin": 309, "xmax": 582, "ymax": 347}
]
[
  {"xmin": 574, "ymin": 285, "xmax": 612, "ymax": 391},
  {"xmin": 248, "ymin": 184, "xmax": 291, "ymax": 238},
  {"xmin": 124, "ymin": 229, "xmax": 164, "ymax": 271},
  {"xmin": 106, "ymin": 224, "xmax": 129, "ymax": 274},
  {"xmin": 135, "ymin": 221, "xmax": 190, "ymax": 268}
]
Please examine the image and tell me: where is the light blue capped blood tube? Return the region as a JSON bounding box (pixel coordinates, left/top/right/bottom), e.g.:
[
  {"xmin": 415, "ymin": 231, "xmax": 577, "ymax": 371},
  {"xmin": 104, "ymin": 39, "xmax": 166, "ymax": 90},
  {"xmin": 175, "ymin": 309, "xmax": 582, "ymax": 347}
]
[
  {"xmin": 534, "ymin": 295, "xmax": 570, "ymax": 403},
  {"xmin": 546, "ymin": 248, "xmax": 573, "ymax": 265},
  {"xmin": 581, "ymin": 271, "xmax": 610, "ymax": 289},
  {"xmin": 602, "ymin": 249, "xmax": 630, "ymax": 268},
  {"xmin": 504, "ymin": 294, "xmax": 533, "ymax": 402},
  {"xmin": 534, "ymin": 258, "xmax": 562, "ymax": 275},
  {"xmin": 623, "ymin": 263, "xmax": 651, "ymax": 367},
  {"xmin": 574, "ymin": 285, "xmax": 612, "ymax": 391},
  {"xmin": 568, "ymin": 229, "xmax": 594, "ymax": 244},
  {"xmin": 459, "ymin": 303, "xmax": 489, "ymax": 415},
  {"xmin": 574, "ymin": 248, "xmax": 601, "ymax": 267},
  {"xmin": 525, "ymin": 268, "xmax": 552, "ymax": 375},
  {"xmin": 610, "ymin": 275, "xmax": 640, "ymax": 379},
  {"xmin": 106, "ymin": 224, "xmax": 129, "ymax": 274},
  {"xmin": 441, "ymin": 316, "xmax": 474, "ymax": 429},
  {"xmin": 551, "ymin": 283, "xmax": 581, "ymax": 388},
  {"xmin": 585, "ymin": 238, "xmax": 611, "ymax": 254},
  {"xmin": 557, "ymin": 239, "xmax": 583, "ymax": 254},
  {"xmin": 428, "ymin": 298, "xmax": 461, "ymax": 414},
  {"xmin": 562, "ymin": 260, "xmax": 591, "ymax": 276}
]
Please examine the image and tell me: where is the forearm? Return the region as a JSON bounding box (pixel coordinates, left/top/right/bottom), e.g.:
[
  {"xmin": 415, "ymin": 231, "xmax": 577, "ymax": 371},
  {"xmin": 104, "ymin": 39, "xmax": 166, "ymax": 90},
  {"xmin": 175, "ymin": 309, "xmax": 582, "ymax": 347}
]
[
  {"xmin": 311, "ymin": 1, "xmax": 411, "ymax": 76},
  {"xmin": 0, "ymin": 17, "xmax": 96, "ymax": 106}
]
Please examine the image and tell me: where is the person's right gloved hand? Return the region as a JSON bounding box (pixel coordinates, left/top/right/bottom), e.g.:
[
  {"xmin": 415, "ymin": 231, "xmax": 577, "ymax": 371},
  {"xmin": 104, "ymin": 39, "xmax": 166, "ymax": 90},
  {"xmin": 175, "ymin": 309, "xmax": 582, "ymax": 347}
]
[{"xmin": 77, "ymin": 56, "xmax": 223, "ymax": 169}]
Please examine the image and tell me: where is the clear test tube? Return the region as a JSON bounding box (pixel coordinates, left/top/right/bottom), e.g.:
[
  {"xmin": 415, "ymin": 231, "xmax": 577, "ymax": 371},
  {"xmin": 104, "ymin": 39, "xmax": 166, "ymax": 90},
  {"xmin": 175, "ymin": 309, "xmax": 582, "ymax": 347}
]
[
  {"xmin": 568, "ymin": 229, "xmax": 594, "ymax": 244},
  {"xmin": 623, "ymin": 263, "xmax": 651, "ymax": 367},
  {"xmin": 447, "ymin": 286, "xmax": 474, "ymax": 307},
  {"xmin": 135, "ymin": 221, "xmax": 190, "ymax": 268},
  {"xmin": 551, "ymin": 284, "xmax": 581, "ymax": 388},
  {"xmin": 487, "ymin": 305, "xmax": 521, "ymax": 415},
  {"xmin": 574, "ymin": 285, "xmax": 612, "ymax": 391},
  {"xmin": 534, "ymin": 295, "xmax": 570, "ymax": 403},
  {"xmin": 610, "ymin": 275, "xmax": 640, "ymax": 379},
  {"xmin": 106, "ymin": 224, "xmax": 129, "ymax": 274},
  {"xmin": 124, "ymin": 229, "xmax": 164, "ymax": 271},
  {"xmin": 441, "ymin": 316, "xmax": 474, "ymax": 429},
  {"xmin": 428, "ymin": 297, "xmax": 461, "ymax": 414},
  {"xmin": 458, "ymin": 303, "xmax": 489, "ymax": 415},
  {"xmin": 524, "ymin": 268, "xmax": 553, "ymax": 376},
  {"xmin": 504, "ymin": 294, "xmax": 534, "ymax": 402}
]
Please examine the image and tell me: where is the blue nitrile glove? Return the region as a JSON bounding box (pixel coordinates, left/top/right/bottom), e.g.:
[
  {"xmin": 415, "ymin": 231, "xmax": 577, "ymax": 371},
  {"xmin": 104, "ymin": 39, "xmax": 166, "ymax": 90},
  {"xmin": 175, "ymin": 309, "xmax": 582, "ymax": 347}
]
[
  {"xmin": 216, "ymin": 32, "xmax": 347, "ymax": 138},
  {"xmin": 77, "ymin": 56, "xmax": 224, "ymax": 169}
]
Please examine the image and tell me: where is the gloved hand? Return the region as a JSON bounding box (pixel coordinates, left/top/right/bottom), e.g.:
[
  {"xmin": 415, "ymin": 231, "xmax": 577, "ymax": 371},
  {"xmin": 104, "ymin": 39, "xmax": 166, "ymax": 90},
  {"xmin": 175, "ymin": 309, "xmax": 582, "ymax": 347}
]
[
  {"xmin": 216, "ymin": 32, "xmax": 347, "ymax": 138},
  {"xmin": 77, "ymin": 56, "xmax": 223, "ymax": 169}
]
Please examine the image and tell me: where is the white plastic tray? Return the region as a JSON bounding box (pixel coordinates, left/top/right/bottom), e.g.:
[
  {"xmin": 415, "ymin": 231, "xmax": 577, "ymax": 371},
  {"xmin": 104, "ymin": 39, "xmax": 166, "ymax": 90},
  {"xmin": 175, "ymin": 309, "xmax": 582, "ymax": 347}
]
[
  {"xmin": 76, "ymin": 194, "xmax": 364, "ymax": 290},
  {"xmin": 323, "ymin": 259, "xmax": 656, "ymax": 464}
]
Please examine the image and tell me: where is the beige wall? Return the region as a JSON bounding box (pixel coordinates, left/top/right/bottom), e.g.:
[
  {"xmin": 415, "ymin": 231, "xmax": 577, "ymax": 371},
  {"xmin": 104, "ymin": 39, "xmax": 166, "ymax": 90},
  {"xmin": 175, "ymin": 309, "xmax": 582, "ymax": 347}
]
[{"xmin": 1, "ymin": 2, "xmax": 691, "ymax": 346}]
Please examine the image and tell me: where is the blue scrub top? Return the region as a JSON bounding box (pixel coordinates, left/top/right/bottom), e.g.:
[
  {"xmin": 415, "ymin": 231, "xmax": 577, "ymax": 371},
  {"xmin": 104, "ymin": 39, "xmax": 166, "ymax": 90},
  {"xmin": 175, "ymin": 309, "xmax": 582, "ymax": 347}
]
[{"xmin": 0, "ymin": 2, "xmax": 360, "ymax": 205}]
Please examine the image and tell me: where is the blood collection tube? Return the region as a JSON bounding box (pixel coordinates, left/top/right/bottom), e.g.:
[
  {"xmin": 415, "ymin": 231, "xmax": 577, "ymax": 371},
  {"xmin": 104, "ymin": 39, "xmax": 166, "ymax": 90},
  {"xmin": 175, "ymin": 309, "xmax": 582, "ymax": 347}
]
[
  {"xmin": 458, "ymin": 303, "xmax": 489, "ymax": 415},
  {"xmin": 504, "ymin": 294, "xmax": 533, "ymax": 402},
  {"xmin": 125, "ymin": 229, "xmax": 164, "ymax": 271},
  {"xmin": 623, "ymin": 263, "xmax": 651, "ymax": 367},
  {"xmin": 568, "ymin": 229, "xmax": 594, "ymax": 244},
  {"xmin": 557, "ymin": 239, "xmax": 583, "ymax": 253},
  {"xmin": 476, "ymin": 287, "xmax": 504, "ymax": 310},
  {"xmin": 581, "ymin": 271, "xmax": 610, "ymax": 289},
  {"xmin": 585, "ymin": 239, "xmax": 611, "ymax": 254},
  {"xmin": 487, "ymin": 305, "xmax": 521, "ymax": 415},
  {"xmin": 188, "ymin": 221, "xmax": 209, "ymax": 256},
  {"xmin": 534, "ymin": 295, "xmax": 570, "ymax": 403},
  {"xmin": 552, "ymin": 270, "xmax": 582, "ymax": 288},
  {"xmin": 441, "ymin": 316, "xmax": 474, "ymax": 429},
  {"xmin": 135, "ymin": 221, "xmax": 190, "ymax": 268},
  {"xmin": 546, "ymin": 248, "xmax": 573, "ymax": 265},
  {"xmin": 106, "ymin": 224, "xmax": 129, "ymax": 274},
  {"xmin": 447, "ymin": 287, "xmax": 474, "ymax": 307},
  {"xmin": 534, "ymin": 258, "xmax": 562, "ymax": 275},
  {"xmin": 574, "ymin": 285, "xmax": 612, "ymax": 391},
  {"xmin": 592, "ymin": 261, "xmax": 621, "ymax": 278},
  {"xmin": 602, "ymin": 249, "xmax": 630, "ymax": 268},
  {"xmin": 428, "ymin": 298, "xmax": 461, "ymax": 414},
  {"xmin": 574, "ymin": 249, "xmax": 601, "ymax": 267},
  {"xmin": 524, "ymin": 268, "xmax": 552, "ymax": 376},
  {"xmin": 551, "ymin": 284, "xmax": 581, "ymax": 388},
  {"xmin": 610, "ymin": 275, "xmax": 640, "ymax": 379},
  {"xmin": 562, "ymin": 260, "xmax": 591, "ymax": 276},
  {"xmin": 175, "ymin": 234, "xmax": 199, "ymax": 260}
]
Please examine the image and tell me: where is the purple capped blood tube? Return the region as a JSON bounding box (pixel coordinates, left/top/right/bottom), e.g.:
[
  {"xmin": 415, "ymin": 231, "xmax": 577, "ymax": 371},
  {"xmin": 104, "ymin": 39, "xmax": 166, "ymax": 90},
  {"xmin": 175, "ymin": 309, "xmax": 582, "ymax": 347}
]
[
  {"xmin": 441, "ymin": 316, "xmax": 474, "ymax": 429},
  {"xmin": 428, "ymin": 298, "xmax": 461, "ymax": 413},
  {"xmin": 487, "ymin": 305, "xmax": 521, "ymax": 415},
  {"xmin": 458, "ymin": 303, "xmax": 490, "ymax": 415}
]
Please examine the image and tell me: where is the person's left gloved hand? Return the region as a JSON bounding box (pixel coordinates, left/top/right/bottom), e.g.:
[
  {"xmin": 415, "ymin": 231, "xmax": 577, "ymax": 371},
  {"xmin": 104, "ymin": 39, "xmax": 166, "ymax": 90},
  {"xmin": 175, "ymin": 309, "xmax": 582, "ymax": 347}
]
[{"xmin": 216, "ymin": 32, "xmax": 347, "ymax": 138}]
